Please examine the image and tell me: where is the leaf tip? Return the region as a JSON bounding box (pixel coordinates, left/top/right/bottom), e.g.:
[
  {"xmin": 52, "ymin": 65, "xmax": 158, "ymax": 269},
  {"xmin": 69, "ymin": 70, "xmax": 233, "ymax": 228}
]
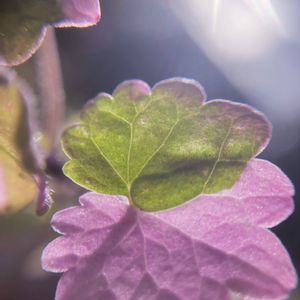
[
  {"xmin": 35, "ymin": 174, "xmax": 53, "ymax": 216},
  {"xmin": 206, "ymin": 99, "xmax": 272, "ymax": 155},
  {"xmin": 113, "ymin": 79, "xmax": 152, "ymax": 101},
  {"xmin": 153, "ymin": 77, "xmax": 207, "ymax": 105}
]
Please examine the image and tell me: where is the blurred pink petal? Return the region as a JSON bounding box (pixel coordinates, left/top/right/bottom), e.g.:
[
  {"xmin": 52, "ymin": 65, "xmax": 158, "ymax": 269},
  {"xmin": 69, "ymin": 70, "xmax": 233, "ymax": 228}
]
[{"xmin": 56, "ymin": 0, "xmax": 101, "ymax": 27}]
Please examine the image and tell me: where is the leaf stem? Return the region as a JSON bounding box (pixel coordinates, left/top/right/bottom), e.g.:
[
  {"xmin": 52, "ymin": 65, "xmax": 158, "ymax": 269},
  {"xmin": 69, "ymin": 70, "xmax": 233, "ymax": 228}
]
[
  {"xmin": 127, "ymin": 185, "xmax": 134, "ymax": 206},
  {"xmin": 35, "ymin": 27, "xmax": 65, "ymax": 154}
]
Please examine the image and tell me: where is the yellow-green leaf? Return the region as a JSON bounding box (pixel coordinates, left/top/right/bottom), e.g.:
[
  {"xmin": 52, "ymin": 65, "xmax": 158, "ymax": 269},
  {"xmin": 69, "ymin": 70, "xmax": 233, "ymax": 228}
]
[
  {"xmin": 62, "ymin": 78, "xmax": 271, "ymax": 211},
  {"xmin": 0, "ymin": 69, "xmax": 38, "ymax": 213}
]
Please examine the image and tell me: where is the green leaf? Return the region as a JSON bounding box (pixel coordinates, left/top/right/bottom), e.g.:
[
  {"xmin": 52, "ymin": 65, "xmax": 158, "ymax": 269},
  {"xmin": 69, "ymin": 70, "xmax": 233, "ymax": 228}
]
[
  {"xmin": 0, "ymin": 69, "xmax": 38, "ymax": 213},
  {"xmin": 62, "ymin": 78, "xmax": 271, "ymax": 211},
  {"xmin": 0, "ymin": 0, "xmax": 59, "ymax": 66}
]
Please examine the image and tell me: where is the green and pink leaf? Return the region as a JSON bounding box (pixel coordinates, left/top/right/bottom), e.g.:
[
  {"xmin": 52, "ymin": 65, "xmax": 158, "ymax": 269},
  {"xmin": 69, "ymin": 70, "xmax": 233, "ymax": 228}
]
[{"xmin": 42, "ymin": 79, "xmax": 296, "ymax": 299}]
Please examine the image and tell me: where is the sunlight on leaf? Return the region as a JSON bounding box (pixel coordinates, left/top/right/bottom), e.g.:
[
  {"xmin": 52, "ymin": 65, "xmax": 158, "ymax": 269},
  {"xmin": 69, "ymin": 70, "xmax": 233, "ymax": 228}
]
[
  {"xmin": 62, "ymin": 78, "xmax": 271, "ymax": 211},
  {"xmin": 0, "ymin": 0, "xmax": 101, "ymax": 66}
]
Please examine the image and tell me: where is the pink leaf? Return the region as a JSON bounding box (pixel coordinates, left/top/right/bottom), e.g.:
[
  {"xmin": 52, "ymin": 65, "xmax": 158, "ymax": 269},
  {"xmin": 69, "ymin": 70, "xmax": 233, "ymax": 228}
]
[{"xmin": 42, "ymin": 159, "xmax": 297, "ymax": 300}]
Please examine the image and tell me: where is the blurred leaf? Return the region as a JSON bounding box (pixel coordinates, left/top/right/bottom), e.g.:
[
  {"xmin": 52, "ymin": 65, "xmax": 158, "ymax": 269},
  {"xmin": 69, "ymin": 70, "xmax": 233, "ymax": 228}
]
[
  {"xmin": 62, "ymin": 78, "xmax": 271, "ymax": 211},
  {"xmin": 0, "ymin": 0, "xmax": 101, "ymax": 66},
  {"xmin": 0, "ymin": 68, "xmax": 40, "ymax": 213}
]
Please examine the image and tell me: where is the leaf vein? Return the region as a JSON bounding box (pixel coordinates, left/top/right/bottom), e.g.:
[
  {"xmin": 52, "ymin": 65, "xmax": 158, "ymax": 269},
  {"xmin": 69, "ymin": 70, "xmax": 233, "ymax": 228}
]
[
  {"xmin": 126, "ymin": 97, "xmax": 157, "ymax": 188},
  {"xmin": 201, "ymin": 122, "xmax": 233, "ymax": 193},
  {"xmin": 90, "ymin": 137, "xmax": 128, "ymax": 186},
  {"xmin": 96, "ymin": 110, "xmax": 131, "ymax": 125},
  {"xmin": 130, "ymin": 105, "xmax": 180, "ymax": 185}
]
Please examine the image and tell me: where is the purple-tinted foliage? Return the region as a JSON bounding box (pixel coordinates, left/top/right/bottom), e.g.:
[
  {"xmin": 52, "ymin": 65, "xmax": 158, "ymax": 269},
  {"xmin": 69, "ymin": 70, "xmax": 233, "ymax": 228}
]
[
  {"xmin": 42, "ymin": 159, "xmax": 297, "ymax": 300},
  {"xmin": 36, "ymin": 173, "xmax": 53, "ymax": 216},
  {"xmin": 57, "ymin": 0, "xmax": 101, "ymax": 27}
]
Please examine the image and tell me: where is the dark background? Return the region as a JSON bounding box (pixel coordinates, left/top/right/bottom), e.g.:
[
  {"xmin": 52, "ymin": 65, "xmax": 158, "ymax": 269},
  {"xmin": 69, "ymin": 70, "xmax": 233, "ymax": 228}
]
[{"xmin": 1, "ymin": 0, "xmax": 300, "ymax": 299}]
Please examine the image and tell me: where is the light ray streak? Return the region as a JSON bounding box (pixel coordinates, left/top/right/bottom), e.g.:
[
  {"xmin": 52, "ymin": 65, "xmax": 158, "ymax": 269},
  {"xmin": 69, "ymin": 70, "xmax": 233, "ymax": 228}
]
[
  {"xmin": 247, "ymin": 0, "xmax": 286, "ymax": 36},
  {"xmin": 212, "ymin": 0, "xmax": 221, "ymax": 33}
]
